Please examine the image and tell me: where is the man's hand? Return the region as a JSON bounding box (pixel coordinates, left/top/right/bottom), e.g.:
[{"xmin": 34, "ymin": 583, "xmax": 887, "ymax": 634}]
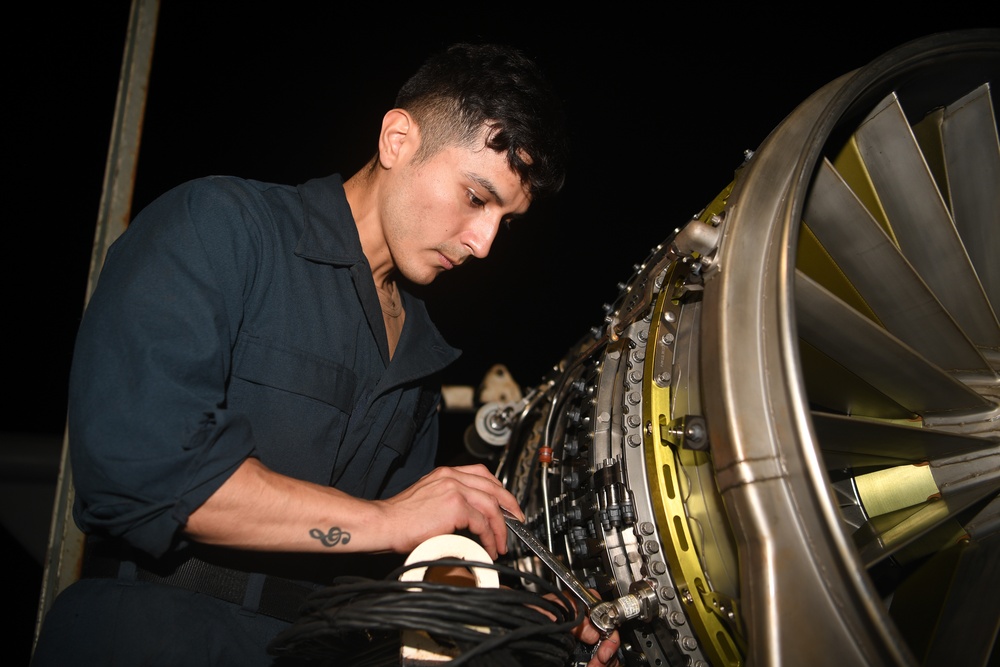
[
  {"xmin": 571, "ymin": 614, "xmax": 621, "ymax": 667},
  {"xmin": 539, "ymin": 590, "xmax": 621, "ymax": 667},
  {"xmin": 376, "ymin": 464, "xmax": 523, "ymax": 558}
]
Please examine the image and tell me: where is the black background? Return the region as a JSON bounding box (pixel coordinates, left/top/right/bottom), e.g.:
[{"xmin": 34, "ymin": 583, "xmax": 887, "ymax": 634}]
[{"xmin": 6, "ymin": 2, "xmax": 997, "ymax": 664}]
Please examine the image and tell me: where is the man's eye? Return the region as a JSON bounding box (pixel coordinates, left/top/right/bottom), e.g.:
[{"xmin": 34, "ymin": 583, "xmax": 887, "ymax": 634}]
[{"xmin": 467, "ymin": 189, "xmax": 486, "ymax": 208}]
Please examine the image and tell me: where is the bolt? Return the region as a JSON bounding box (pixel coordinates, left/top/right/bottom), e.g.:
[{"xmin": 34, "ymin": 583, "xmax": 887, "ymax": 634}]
[{"xmin": 686, "ymin": 422, "xmax": 705, "ymax": 443}]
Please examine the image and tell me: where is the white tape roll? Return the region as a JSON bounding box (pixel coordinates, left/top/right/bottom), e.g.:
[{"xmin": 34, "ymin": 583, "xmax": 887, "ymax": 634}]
[
  {"xmin": 399, "ymin": 534, "xmax": 499, "ymax": 665},
  {"xmin": 399, "ymin": 533, "xmax": 499, "ymax": 588}
]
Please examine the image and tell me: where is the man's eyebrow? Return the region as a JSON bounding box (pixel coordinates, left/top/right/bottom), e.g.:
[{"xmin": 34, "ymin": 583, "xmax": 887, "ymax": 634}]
[{"xmin": 465, "ymin": 172, "xmax": 504, "ymax": 206}]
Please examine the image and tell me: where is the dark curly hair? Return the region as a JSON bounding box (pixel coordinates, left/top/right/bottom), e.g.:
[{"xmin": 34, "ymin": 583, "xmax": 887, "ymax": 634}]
[{"xmin": 395, "ymin": 42, "xmax": 570, "ymax": 200}]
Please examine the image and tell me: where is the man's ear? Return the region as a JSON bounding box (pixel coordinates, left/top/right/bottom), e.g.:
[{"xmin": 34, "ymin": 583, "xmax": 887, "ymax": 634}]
[{"xmin": 378, "ymin": 109, "xmax": 418, "ymax": 168}]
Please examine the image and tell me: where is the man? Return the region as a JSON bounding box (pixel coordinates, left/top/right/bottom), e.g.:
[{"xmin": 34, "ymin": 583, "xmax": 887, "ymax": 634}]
[{"xmin": 32, "ymin": 43, "xmax": 619, "ymax": 666}]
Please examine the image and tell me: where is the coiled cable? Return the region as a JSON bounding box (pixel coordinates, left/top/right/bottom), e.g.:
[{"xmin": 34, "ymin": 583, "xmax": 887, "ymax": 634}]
[{"xmin": 267, "ymin": 557, "xmax": 587, "ymax": 666}]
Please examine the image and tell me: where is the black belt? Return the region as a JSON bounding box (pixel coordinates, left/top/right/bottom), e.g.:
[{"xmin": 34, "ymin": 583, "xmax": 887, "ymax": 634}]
[{"xmin": 82, "ymin": 548, "xmax": 315, "ymax": 623}]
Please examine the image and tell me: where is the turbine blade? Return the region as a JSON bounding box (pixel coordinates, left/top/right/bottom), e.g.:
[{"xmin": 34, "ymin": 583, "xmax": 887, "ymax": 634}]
[
  {"xmin": 795, "ymin": 270, "xmax": 995, "ymax": 418},
  {"xmin": 803, "ymin": 157, "xmax": 989, "ymax": 372},
  {"xmin": 854, "ymin": 91, "xmax": 1000, "ymax": 348}
]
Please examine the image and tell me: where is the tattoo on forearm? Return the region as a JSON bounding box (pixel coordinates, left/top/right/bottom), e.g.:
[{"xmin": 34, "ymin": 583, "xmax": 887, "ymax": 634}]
[{"xmin": 309, "ymin": 526, "xmax": 351, "ymax": 547}]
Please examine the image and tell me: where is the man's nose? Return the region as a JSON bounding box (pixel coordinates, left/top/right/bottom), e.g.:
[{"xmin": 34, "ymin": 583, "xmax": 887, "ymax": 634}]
[{"xmin": 463, "ymin": 216, "xmax": 502, "ymax": 259}]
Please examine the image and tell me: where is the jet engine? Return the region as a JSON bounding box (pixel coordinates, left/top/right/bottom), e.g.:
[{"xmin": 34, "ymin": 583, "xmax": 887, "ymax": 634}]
[{"xmin": 481, "ymin": 29, "xmax": 1000, "ymax": 667}]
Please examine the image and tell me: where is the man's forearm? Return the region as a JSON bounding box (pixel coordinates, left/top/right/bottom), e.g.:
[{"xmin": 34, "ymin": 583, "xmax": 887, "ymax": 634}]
[{"xmin": 183, "ymin": 457, "xmax": 386, "ymax": 553}]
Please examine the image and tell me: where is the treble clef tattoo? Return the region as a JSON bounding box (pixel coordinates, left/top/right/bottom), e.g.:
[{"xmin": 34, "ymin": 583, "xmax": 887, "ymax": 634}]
[{"xmin": 309, "ymin": 526, "xmax": 351, "ymax": 547}]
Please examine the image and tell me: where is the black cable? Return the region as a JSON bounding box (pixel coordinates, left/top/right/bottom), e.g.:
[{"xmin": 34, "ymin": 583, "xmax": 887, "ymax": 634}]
[{"xmin": 267, "ymin": 558, "xmax": 588, "ymax": 666}]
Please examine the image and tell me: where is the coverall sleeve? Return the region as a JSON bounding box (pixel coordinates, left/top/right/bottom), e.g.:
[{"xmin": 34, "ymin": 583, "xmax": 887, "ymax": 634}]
[{"xmin": 68, "ymin": 177, "xmax": 267, "ymax": 558}]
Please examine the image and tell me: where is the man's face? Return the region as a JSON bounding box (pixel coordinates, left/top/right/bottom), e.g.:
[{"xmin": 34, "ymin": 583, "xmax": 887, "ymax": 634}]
[{"xmin": 380, "ymin": 129, "xmax": 532, "ymax": 285}]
